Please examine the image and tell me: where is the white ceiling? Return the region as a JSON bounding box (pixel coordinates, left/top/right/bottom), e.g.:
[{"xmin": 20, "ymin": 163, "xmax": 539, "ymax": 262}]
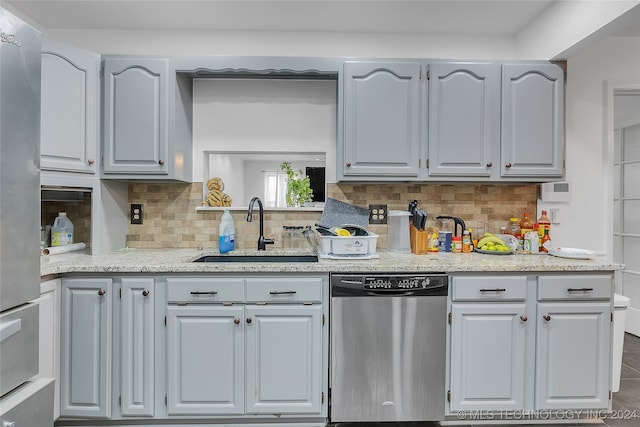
[{"xmin": 4, "ymin": 0, "xmax": 560, "ymax": 34}]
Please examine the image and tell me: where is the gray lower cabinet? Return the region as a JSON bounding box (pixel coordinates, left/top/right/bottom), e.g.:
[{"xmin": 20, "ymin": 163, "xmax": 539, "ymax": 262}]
[
  {"xmin": 165, "ymin": 275, "xmax": 327, "ymax": 419},
  {"xmin": 449, "ymin": 275, "xmax": 529, "ymax": 411},
  {"xmin": 245, "ymin": 305, "xmax": 323, "ymax": 414},
  {"xmin": 535, "ymin": 275, "xmax": 611, "ymax": 410},
  {"xmin": 449, "ymin": 273, "xmax": 613, "ymax": 417},
  {"xmin": 501, "ymin": 64, "xmax": 565, "ymax": 178},
  {"xmin": 41, "ymin": 40, "xmax": 99, "ymax": 174},
  {"xmin": 341, "ymin": 61, "xmax": 422, "ymax": 178},
  {"xmin": 60, "ymin": 278, "xmax": 112, "ymax": 419},
  {"xmin": 166, "ymin": 305, "xmax": 245, "ymax": 415},
  {"xmin": 428, "ymin": 62, "xmax": 500, "ymax": 178},
  {"xmin": 119, "ymin": 277, "xmax": 155, "ymax": 417}
]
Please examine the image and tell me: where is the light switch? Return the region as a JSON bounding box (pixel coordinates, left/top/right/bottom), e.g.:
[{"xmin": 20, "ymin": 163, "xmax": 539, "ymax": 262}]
[{"xmin": 550, "ymin": 208, "xmax": 560, "ymax": 224}]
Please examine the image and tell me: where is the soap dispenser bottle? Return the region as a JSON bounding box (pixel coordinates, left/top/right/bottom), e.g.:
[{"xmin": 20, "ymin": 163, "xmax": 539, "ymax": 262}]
[{"xmin": 219, "ymin": 209, "xmax": 235, "ymax": 253}]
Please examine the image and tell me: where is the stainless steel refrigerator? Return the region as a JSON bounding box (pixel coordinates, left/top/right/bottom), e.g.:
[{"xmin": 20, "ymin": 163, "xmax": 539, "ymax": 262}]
[{"xmin": 0, "ymin": 6, "xmax": 54, "ymax": 425}]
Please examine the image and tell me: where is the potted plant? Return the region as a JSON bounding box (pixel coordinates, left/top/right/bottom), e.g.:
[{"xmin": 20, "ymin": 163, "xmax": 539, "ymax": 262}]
[{"xmin": 280, "ymin": 162, "xmax": 313, "ymax": 207}]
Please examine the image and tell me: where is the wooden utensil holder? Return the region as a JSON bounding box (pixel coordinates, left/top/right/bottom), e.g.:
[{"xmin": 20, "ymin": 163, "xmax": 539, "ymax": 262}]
[{"xmin": 410, "ymin": 224, "xmax": 429, "ymax": 255}]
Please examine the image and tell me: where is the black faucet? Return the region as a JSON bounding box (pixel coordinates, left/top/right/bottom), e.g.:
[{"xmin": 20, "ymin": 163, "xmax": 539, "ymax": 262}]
[{"xmin": 247, "ymin": 197, "xmax": 275, "ymax": 250}]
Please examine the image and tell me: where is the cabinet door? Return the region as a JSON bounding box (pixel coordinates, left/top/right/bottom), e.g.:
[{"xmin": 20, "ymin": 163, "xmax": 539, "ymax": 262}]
[
  {"xmin": 41, "ymin": 40, "xmax": 99, "ymax": 173},
  {"xmin": 245, "ymin": 305, "xmax": 322, "ymax": 414},
  {"xmin": 501, "ymin": 64, "xmax": 564, "ymax": 177},
  {"xmin": 60, "ymin": 278, "xmax": 112, "ymax": 418},
  {"xmin": 120, "ymin": 278, "xmax": 154, "ymax": 417},
  {"xmin": 36, "ymin": 279, "xmax": 61, "ymax": 421},
  {"xmin": 166, "ymin": 305, "xmax": 244, "ymax": 415},
  {"xmin": 535, "ymin": 302, "xmax": 611, "ymax": 409},
  {"xmin": 103, "ymin": 58, "xmax": 169, "ymax": 175},
  {"xmin": 342, "ymin": 61, "xmax": 421, "ymax": 177},
  {"xmin": 450, "ymin": 303, "xmax": 527, "ymax": 411},
  {"xmin": 428, "ymin": 62, "xmax": 500, "ymax": 177}
]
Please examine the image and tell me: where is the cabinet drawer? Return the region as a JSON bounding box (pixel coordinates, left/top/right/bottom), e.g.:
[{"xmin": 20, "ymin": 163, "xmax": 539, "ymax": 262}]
[
  {"xmin": 0, "ymin": 378, "xmax": 55, "ymax": 426},
  {"xmin": 538, "ymin": 275, "xmax": 612, "ymax": 300},
  {"xmin": 246, "ymin": 277, "xmax": 323, "ymax": 303},
  {"xmin": 0, "ymin": 303, "xmax": 39, "ymax": 396},
  {"xmin": 452, "ymin": 276, "xmax": 527, "ymax": 301},
  {"xmin": 166, "ymin": 277, "xmax": 245, "ymax": 303}
]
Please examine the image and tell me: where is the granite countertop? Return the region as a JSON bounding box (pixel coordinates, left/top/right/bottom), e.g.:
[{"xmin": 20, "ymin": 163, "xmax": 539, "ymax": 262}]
[{"xmin": 40, "ymin": 248, "xmax": 624, "ymax": 277}]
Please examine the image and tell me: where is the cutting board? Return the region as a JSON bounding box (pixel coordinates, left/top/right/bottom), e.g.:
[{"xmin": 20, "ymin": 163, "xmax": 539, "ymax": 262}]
[{"xmin": 320, "ymin": 198, "xmax": 370, "ymax": 228}]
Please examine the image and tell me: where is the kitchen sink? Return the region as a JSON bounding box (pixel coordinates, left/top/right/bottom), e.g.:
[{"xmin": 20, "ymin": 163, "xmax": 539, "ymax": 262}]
[{"xmin": 192, "ymin": 254, "xmax": 318, "ymax": 263}]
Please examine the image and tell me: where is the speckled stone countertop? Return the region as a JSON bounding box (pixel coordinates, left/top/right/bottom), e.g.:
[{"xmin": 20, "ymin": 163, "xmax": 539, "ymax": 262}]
[{"xmin": 40, "ymin": 248, "xmax": 624, "ymax": 277}]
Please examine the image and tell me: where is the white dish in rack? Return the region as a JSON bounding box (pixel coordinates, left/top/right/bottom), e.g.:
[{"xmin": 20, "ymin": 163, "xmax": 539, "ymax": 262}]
[{"xmin": 548, "ymin": 247, "xmax": 596, "ymax": 259}]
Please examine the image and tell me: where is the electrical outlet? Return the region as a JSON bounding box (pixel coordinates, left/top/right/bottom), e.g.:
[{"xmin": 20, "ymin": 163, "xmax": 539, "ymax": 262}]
[
  {"xmin": 131, "ymin": 204, "xmax": 143, "ymax": 224},
  {"xmin": 369, "ymin": 204, "xmax": 387, "ymax": 224}
]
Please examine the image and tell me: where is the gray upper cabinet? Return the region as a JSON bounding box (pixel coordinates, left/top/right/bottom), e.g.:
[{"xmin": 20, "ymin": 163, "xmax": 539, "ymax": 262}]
[
  {"xmin": 102, "ymin": 58, "xmax": 192, "ymax": 181},
  {"xmin": 341, "ymin": 61, "xmax": 422, "ymax": 179},
  {"xmin": 501, "ymin": 64, "xmax": 565, "ymax": 178},
  {"xmin": 41, "ymin": 40, "xmax": 99, "ymax": 174},
  {"xmin": 428, "ymin": 62, "xmax": 500, "ymax": 177},
  {"xmin": 102, "ymin": 58, "xmax": 169, "ymax": 175}
]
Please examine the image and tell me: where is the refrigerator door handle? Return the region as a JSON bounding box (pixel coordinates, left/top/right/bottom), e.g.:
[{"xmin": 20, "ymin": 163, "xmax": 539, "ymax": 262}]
[{"xmin": 0, "ymin": 318, "xmax": 22, "ymax": 342}]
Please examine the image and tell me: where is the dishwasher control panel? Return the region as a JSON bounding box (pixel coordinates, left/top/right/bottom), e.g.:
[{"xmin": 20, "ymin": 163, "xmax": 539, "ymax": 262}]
[{"xmin": 331, "ymin": 273, "xmax": 448, "ymax": 296}]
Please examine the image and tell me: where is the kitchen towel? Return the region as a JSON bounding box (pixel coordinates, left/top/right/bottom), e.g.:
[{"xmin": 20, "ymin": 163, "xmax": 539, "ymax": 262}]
[{"xmin": 320, "ymin": 198, "xmax": 370, "ymax": 228}]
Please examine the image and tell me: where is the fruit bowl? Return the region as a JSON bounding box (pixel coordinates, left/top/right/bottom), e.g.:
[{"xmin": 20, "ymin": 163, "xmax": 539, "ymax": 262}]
[{"xmin": 475, "ymin": 248, "xmax": 513, "ymax": 255}]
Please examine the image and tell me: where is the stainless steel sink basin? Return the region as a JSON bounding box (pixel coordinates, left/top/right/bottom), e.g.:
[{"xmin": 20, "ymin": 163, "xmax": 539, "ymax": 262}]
[{"xmin": 193, "ymin": 254, "xmax": 318, "ymax": 263}]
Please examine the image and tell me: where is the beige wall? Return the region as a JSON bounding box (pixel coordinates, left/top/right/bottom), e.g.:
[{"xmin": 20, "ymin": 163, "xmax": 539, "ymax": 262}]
[{"xmin": 124, "ymin": 182, "xmax": 537, "ymax": 250}]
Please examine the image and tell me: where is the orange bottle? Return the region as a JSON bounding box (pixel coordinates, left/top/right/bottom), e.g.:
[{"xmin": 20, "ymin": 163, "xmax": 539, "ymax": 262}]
[
  {"xmin": 537, "ymin": 210, "xmax": 551, "ymax": 237},
  {"xmin": 519, "ymin": 212, "xmax": 535, "ymax": 237}
]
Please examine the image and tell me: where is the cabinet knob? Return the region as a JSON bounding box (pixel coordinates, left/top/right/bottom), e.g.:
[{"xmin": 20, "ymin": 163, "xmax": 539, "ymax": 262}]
[
  {"xmin": 543, "ymin": 314, "xmax": 551, "ymax": 321},
  {"xmin": 486, "ymin": 162, "xmax": 493, "ymax": 168},
  {"xmin": 505, "ymin": 162, "xmax": 512, "ymax": 168},
  {"xmin": 246, "ymin": 317, "xmax": 252, "ymax": 324},
  {"xmin": 520, "ymin": 315, "xmax": 528, "ymax": 322},
  {"xmin": 346, "ymin": 162, "xmax": 352, "ymax": 167},
  {"xmin": 98, "ymin": 289, "xmax": 106, "ymax": 296},
  {"xmin": 234, "ymin": 318, "xmax": 240, "ymax": 325},
  {"xmin": 142, "ymin": 289, "xmax": 150, "ymax": 297},
  {"xmin": 158, "ymin": 159, "xmax": 165, "ymax": 166},
  {"xmin": 87, "ymin": 159, "xmax": 95, "ymax": 165}
]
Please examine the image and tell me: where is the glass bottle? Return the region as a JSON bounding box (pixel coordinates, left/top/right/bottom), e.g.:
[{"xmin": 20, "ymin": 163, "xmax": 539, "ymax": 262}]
[
  {"xmin": 507, "ymin": 217, "xmax": 523, "ymax": 250},
  {"xmin": 540, "ymin": 228, "xmax": 551, "ymax": 253},
  {"xmin": 519, "ymin": 212, "xmax": 535, "ymax": 235},
  {"xmin": 462, "ymin": 230, "xmax": 471, "ymax": 253}
]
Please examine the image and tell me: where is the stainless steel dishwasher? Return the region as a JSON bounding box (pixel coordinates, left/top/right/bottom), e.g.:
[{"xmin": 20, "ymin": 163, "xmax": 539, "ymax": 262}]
[{"xmin": 330, "ymin": 272, "xmax": 448, "ymax": 423}]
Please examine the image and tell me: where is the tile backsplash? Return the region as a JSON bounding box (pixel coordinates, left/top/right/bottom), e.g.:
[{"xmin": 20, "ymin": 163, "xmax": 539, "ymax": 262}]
[{"xmin": 125, "ymin": 182, "xmax": 537, "ymax": 250}]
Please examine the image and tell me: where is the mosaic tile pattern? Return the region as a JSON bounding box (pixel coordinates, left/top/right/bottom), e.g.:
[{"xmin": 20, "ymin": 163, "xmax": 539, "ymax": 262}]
[{"xmin": 124, "ymin": 182, "xmax": 538, "ymax": 250}]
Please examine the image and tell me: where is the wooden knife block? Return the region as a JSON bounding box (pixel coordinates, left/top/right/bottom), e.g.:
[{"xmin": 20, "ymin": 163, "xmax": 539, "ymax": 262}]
[{"xmin": 410, "ymin": 224, "xmax": 429, "ymax": 255}]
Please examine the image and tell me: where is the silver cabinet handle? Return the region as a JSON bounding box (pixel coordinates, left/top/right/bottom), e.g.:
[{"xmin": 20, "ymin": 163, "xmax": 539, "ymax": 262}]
[
  {"xmin": 87, "ymin": 159, "xmax": 95, "ymax": 165},
  {"xmin": 234, "ymin": 318, "xmax": 240, "ymax": 325},
  {"xmin": 346, "ymin": 162, "xmax": 352, "ymax": 167},
  {"xmin": 158, "ymin": 159, "xmax": 165, "ymax": 165},
  {"xmin": 479, "ymin": 288, "xmax": 506, "ymax": 292},
  {"xmin": 543, "ymin": 314, "xmax": 551, "ymax": 321},
  {"xmin": 567, "ymin": 288, "xmax": 594, "ymax": 292},
  {"xmin": 190, "ymin": 291, "xmax": 217, "ymax": 295},
  {"xmin": 520, "ymin": 315, "xmax": 528, "ymax": 322},
  {"xmin": 269, "ymin": 291, "xmax": 296, "ymax": 295}
]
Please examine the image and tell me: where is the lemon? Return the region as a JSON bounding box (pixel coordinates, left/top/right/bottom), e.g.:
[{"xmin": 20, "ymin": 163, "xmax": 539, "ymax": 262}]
[{"xmin": 334, "ymin": 228, "xmax": 351, "ymax": 237}]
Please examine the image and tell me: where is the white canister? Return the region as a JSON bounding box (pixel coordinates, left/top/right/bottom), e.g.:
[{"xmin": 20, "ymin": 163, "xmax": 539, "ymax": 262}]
[
  {"xmin": 524, "ymin": 231, "xmax": 539, "ymax": 252},
  {"xmin": 387, "ymin": 210, "xmax": 411, "ymax": 253}
]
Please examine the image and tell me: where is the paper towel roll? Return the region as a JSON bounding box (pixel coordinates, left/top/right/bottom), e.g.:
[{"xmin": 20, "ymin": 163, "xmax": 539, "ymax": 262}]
[{"xmin": 41, "ymin": 242, "xmax": 86, "ymax": 256}]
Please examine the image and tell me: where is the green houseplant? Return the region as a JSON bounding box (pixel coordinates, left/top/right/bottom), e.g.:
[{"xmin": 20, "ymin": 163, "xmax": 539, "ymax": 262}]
[{"xmin": 280, "ymin": 162, "xmax": 313, "ymax": 207}]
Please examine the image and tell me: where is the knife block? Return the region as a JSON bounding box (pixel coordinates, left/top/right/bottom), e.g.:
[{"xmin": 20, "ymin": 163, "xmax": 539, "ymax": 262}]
[{"xmin": 410, "ymin": 224, "xmax": 429, "ymax": 255}]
